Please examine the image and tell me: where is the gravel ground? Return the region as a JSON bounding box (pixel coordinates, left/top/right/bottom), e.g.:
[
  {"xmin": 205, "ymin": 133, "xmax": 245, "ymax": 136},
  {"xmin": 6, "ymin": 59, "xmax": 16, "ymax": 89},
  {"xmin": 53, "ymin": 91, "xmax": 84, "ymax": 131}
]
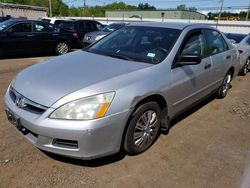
[{"xmin": 0, "ymin": 55, "xmax": 250, "ymax": 188}]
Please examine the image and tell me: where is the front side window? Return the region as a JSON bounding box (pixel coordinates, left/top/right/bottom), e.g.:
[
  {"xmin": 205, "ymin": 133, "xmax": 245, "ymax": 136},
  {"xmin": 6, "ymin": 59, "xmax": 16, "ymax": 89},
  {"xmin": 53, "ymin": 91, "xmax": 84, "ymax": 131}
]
[
  {"xmin": 102, "ymin": 24, "xmax": 124, "ymax": 32},
  {"xmin": 204, "ymin": 29, "xmax": 228, "ymax": 55},
  {"xmin": 247, "ymin": 37, "xmax": 250, "ymax": 45},
  {"xmin": 86, "ymin": 26, "xmax": 181, "ymax": 64},
  {"xmin": 9, "ymin": 23, "xmax": 32, "ymax": 32},
  {"xmin": 181, "ymin": 32, "xmax": 205, "ymax": 57},
  {"xmin": 95, "ymin": 22, "xmax": 103, "ymax": 31},
  {"xmin": 34, "ymin": 23, "xmax": 54, "ymax": 32}
]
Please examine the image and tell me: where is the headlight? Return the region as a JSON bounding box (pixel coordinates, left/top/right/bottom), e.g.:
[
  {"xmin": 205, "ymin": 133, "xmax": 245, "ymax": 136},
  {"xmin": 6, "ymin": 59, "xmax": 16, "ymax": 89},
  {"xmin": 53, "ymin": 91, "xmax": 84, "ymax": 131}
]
[
  {"xmin": 49, "ymin": 92, "xmax": 115, "ymax": 120},
  {"xmin": 95, "ymin": 35, "xmax": 105, "ymax": 41}
]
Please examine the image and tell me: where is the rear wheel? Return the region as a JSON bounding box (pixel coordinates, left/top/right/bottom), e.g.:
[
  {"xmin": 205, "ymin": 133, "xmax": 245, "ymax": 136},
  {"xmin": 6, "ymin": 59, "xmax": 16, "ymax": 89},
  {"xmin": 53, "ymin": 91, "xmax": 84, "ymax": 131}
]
[
  {"xmin": 55, "ymin": 42, "xmax": 69, "ymax": 55},
  {"xmin": 217, "ymin": 71, "xmax": 232, "ymax": 99},
  {"xmin": 240, "ymin": 59, "xmax": 250, "ymax": 76},
  {"xmin": 124, "ymin": 102, "xmax": 161, "ymax": 155}
]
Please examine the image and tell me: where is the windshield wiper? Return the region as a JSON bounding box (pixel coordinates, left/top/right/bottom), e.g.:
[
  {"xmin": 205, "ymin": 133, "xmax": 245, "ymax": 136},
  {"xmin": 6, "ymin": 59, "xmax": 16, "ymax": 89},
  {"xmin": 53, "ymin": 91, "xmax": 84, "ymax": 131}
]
[{"xmin": 107, "ymin": 53, "xmax": 132, "ymax": 61}]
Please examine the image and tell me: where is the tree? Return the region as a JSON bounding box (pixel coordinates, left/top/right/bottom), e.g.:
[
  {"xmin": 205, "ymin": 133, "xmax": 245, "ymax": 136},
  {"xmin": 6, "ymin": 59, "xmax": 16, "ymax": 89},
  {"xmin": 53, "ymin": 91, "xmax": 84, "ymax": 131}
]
[
  {"xmin": 177, "ymin": 4, "xmax": 187, "ymax": 11},
  {"xmin": 188, "ymin": 7, "xmax": 197, "ymax": 12},
  {"xmin": 138, "ymin": 3, "xmax": 156, "ymax": 10}
]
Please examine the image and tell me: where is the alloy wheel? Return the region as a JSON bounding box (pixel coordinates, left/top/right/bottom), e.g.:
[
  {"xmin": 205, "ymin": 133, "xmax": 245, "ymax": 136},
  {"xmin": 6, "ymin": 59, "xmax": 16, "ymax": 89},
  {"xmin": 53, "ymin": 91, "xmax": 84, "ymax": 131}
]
[
  {"xmin": 133, "ymin": 110, "xmax": 158, "ymax": 148},
  {"xmin": 56, "ymin": 42, "xmax": 69, "ymax": 55}
]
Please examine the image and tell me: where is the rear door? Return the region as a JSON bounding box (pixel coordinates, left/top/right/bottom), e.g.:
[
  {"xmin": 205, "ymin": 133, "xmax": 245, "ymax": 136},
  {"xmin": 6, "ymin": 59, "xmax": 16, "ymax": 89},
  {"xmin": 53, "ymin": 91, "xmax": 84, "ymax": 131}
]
[
  {"xmin": 170, "ymin": 30, "xmax": 213, "ymax": 115},
  {"xmin": 4, "ymin": 22, "xmax": 35, "ymax": 54},
  {"xmin": 33, "ymin": 22, "xmax": 59, "ymax": 52},
  {"xmin": 203, "ymin": 29, "xmax": 232, "ymax": 89}
]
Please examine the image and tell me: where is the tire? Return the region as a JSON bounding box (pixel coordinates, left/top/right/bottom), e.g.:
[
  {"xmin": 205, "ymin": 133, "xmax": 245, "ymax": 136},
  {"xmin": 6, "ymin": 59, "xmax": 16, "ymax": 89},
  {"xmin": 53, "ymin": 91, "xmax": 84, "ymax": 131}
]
[
  {"xmin": 55, "ymin": 42, "xmax": 69, "ymax": 55},
  {"xmin": 124, "ymin": 102, "xmax": 161, "ymax": 155},
  {"xmin": 240, "ymin": 59, "xmax": 250, "ymax": 76},
  {"xmin": 217, "ymin": 71, "xmax": 232, "ymax": 99}
]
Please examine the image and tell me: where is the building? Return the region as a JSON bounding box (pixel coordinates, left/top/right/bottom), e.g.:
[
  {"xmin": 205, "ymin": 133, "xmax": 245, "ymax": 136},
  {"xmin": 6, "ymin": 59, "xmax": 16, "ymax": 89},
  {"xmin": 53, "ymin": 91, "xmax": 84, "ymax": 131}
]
[
  {"xmin": 105, "ymin": 10, "xmax": 206, "ymax": 20},
  {"xmin": 0, "ymin": 3, "xmax": 48, "ymax": 20}
]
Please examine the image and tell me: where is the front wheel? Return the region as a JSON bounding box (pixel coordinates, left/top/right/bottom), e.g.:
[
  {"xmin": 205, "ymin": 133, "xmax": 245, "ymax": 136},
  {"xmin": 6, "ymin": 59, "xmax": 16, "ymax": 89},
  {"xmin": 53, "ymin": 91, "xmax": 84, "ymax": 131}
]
[
  {"xmin": 124, "ymin": 102, "xmax": 161, "ymax": 155},
  {"xmin": 55, "ymin": 42, "xmax": 69, "ymax": 55},
  {"xmin": 217, "ymin": 71, "xmax": 232, "ymax": 99}
]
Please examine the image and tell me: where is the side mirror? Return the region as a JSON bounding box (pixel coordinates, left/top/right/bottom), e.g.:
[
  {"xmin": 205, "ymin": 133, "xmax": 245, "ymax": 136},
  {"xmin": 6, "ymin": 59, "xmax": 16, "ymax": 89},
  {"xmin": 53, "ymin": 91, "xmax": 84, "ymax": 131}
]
[
  {"xmin": 178, "ymin": 55, "xmax": 201, "ymax": 66},
  {"xmin": 229, "ymin": 39, "xmax": 236, "ymax": 44},
  {"xmin": 5, "ymin": 30, "xmax": 13, "ymax": 35}
]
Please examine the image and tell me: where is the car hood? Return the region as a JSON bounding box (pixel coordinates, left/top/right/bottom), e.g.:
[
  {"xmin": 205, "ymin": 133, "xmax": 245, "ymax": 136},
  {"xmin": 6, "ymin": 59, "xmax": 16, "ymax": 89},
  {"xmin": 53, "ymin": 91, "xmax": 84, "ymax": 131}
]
[
  {"xmin": 85, "ymin": 31, "xmax": 109, "ymax": 38},
  {"xmin": 12, "ymin": 50, "xmax": 151, "ymax": 107}
]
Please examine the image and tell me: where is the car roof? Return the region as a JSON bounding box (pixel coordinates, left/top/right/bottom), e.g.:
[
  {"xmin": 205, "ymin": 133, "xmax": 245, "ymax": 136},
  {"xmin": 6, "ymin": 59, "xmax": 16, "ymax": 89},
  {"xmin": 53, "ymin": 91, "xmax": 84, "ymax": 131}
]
[
  {"xmin": 129, "ymin": 22, "xmax": 211, "ymax": 30},
  {"xmin": 60, "ymin": 19, "xmax": 97, "ymax": 23},
  {"xmin": 6, "ymin": 19, "xmax": 51, "ymax": 24},
  {"xmin": 225, "ymin": 33, "xmax": 247, "ymax": 37}
]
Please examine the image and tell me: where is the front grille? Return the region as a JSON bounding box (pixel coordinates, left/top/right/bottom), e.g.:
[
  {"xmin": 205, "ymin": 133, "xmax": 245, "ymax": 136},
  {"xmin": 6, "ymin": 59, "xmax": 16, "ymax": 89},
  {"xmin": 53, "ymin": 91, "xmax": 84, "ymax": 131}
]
[
  {"xmin": 52, "ymin": 139, "xmax": 78, "ymax": 149},
  {"xmin": 9, "ymin": 87, "xmax": 48, "ymax": 114}
]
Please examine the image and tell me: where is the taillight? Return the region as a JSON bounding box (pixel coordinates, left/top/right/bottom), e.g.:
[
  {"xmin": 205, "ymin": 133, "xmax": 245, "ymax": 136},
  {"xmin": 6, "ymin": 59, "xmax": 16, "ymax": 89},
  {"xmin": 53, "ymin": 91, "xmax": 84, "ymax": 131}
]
[{"xmin": 72, "ymin": 33, "xmax": 78, "ymax": 39}]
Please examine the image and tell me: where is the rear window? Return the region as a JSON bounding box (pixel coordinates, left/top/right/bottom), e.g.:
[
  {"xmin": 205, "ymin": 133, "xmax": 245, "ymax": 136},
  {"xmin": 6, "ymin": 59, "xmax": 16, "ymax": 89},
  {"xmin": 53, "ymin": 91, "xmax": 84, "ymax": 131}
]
[
  {"xmin": 225, "ymin": 34, "xmax": 247, "ymax": 43},
  {"xmin": 59, "ymin": 22, "xmax": 75, "ymax": 32}
]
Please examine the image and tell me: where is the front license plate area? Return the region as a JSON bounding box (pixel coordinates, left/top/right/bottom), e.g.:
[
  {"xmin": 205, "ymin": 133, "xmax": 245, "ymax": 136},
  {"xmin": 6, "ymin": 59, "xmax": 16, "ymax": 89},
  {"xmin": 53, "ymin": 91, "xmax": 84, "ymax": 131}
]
[{"xmin": 5, "ymin": 109, "xmax": 21, "ymax": 131}]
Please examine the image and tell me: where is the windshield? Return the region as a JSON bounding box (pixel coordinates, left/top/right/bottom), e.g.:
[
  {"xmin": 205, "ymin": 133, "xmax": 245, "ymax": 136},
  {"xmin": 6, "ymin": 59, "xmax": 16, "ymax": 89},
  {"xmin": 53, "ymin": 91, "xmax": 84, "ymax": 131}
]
[
  {"xmin": 86, "ymin": 26, "xmax": 181, "ymax": 64},
  {"xmin": 102, "ymin": 23, "xmax": 124, "ymax": 32},
  {"xmin": 225, "ymin": 34, "xmax": 247, "ymax": 44},
  {"xmin": 0, "ymin": 19, "xmax": 15, "ymax": 31}
]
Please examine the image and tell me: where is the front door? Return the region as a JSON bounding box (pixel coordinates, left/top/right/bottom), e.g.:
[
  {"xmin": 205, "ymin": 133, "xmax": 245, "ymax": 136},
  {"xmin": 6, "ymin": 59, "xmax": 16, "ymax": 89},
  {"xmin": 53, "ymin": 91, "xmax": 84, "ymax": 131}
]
[
  {"xmin": 169, "ymin": 30, "xmax": 212, "ymax": 115},
  {"xmin": 3, "ymin": 22, "xmax": 35, "ymax": 54}
]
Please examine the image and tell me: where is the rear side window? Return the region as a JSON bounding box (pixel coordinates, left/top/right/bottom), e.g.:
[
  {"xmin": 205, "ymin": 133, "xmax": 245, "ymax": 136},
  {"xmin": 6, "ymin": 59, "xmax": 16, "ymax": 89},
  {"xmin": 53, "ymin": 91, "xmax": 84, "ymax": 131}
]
[
  {"xmin": 10, "ymin": 23, "xmax": 32, "ymax": 32},
  {"xmin": 34, "ymin": 23, "xmax": 54, "ymax": 32},
  {"xmin": 84, "ymin": 21, "xmax": 93, "ymax": 33},
  {"xmin": 59, "ymin": 22, "xmax": 75, "ymax": 32},
  {"xmin": 204, "ymin": 29, "xmax": 228, "ymax": 55},
  {"xmin": 181, "ymin": 32, "xmax": 205, "ymax": 57}
]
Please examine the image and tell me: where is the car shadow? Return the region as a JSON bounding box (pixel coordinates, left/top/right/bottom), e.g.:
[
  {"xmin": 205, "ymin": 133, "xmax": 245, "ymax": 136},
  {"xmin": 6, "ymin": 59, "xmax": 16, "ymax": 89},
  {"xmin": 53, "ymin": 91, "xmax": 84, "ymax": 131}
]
[
  {"xmin": 42, "ymin": 93, "xmax": 221, "ymax": 167},
  {"xmin": 0, "ymin": 53, "xmax": 55, "ymax": 60},
  {"xmin": 169, "ymin": 94, "xmax": 217, "ymax": 129},
  {"xmin": 0, "ymin": 50, "xmax": 77, "ymax": 60},
  {"xmin": 41, "ymin": 150, "xmax": 126, "ymax": 167}
]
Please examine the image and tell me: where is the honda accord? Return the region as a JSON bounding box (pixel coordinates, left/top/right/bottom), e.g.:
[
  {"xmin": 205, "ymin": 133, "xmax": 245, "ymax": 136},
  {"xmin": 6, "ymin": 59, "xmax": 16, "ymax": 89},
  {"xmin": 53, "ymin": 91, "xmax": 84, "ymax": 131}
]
[{"xmin": 4, "ymin": 22, "xmax": 239, "ymax": 159}]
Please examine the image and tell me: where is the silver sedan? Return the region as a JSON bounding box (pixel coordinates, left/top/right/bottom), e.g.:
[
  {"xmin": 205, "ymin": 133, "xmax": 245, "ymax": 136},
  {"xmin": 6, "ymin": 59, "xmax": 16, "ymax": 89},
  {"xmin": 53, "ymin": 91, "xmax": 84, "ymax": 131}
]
[{"xmin": 5, "ymin": 22, "xmax": 239, "ymax": 160}]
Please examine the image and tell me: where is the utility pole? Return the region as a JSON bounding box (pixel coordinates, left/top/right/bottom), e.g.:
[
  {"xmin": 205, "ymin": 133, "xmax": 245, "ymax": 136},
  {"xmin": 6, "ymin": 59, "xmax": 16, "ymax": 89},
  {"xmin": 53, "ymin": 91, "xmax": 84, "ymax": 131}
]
[
  {"xmin": 49, "ymin": 0, "xmax": 52, "ymax": 17},
  {"xmin": 246, "ymin": 0, "xmax": 250, "ymax": 21},
  {"xmin": 83, "ymin": 0, "xmax": 86, "ymax": 16},
  {"xmin": 216, "ymin": 0, "xmax": 224, "ymax": 28}
]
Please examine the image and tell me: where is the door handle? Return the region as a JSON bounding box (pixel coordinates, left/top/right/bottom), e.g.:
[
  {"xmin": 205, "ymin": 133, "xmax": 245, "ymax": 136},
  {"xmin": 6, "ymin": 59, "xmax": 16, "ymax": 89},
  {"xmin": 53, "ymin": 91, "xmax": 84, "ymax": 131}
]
[
  {"xmin": 204, "ymin": 63, "xmax": 211, "ymax": 69},
  {"xmin": 26, "ymin": 34, "xmax": 35, "ymax": 37},
  {"xmin": 52, "ymin": 33, "xmax": 58, "ymax": 36},
  {"xmin": 226, "ymin": 55, "xmax": 231, "ymax": 59}
]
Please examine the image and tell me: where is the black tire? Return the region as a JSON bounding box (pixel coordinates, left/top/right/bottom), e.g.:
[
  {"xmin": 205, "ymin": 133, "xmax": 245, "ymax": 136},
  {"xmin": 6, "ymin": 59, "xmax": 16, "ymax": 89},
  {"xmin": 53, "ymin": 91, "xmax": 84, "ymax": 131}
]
[
  {"xmin": 217, "ymin": 71, "xmax": 232, "ymax": 99},
  {"xmin": 240, "ymin": 59, "xmax": 250, "ymax": 76},
  {"xmin": 55, "ymin": 42, "xmax": 69, "ymax": 55},
  {"xmin": 124, "ymin": 102, "xmax": 161, "ymax": 155}
]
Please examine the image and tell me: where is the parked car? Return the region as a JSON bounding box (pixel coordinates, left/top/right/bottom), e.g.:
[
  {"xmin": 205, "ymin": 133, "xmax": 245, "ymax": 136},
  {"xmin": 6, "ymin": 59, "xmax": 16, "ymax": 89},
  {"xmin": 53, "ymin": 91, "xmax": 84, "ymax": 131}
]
[
  {"xmin": 58, "ymin": 19, "xmax": 104, "ymax": 47},
  {"xmin": 5, "ymin": 22, "xmax": 239, "ymax": 160},
  {"xmin": 0, "ymin": 19, "xmax": 80, "ymax": 56},
  {"xmin": 82, "ymin": 22, "xmax": 127, "ymax": 47},
  {"xmin": 225, "ymin": 33, "xmax": 250, "ymax": 75}
]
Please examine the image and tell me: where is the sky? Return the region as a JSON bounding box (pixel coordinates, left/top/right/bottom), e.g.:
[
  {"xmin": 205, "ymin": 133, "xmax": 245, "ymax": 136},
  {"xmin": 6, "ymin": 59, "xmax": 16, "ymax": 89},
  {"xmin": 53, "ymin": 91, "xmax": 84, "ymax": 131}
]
[{"xmin": 63, "ymin": 0, "xmax": 250, "ymax": 14}]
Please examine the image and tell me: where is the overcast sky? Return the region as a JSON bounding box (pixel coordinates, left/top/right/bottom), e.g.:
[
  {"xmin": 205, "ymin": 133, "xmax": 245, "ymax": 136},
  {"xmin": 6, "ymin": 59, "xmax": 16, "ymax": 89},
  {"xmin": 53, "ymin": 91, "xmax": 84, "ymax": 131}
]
[{"xmin": 63, "ymin": 0, "xmax": 249, "ymax": 13}]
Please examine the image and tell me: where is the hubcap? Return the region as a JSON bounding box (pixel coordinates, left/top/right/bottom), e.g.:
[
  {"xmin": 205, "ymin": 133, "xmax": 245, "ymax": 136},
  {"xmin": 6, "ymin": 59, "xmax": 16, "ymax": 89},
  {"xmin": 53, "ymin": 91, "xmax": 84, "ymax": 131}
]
[
  {"xmin": 222, "ymin": 74, "xmax": 231, "ymax": 94},
  {"xmin": 57, "ymin": 43, "xmax": 68, "ymax": 54},
  {"xmin": 247, "ymin": 60, "xmax": 250, "ymax": 71},
  {"xmin": 133, "ymin": 110, "xmax": 158, "ymax": 148}
]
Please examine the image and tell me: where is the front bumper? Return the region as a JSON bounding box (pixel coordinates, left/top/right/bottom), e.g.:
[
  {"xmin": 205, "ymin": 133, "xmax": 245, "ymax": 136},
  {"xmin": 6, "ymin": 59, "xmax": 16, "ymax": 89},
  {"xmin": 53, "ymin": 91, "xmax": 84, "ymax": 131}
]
[{"xmin": 4, "ymin": 91, "xmax": 131, "ymax": 160}]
